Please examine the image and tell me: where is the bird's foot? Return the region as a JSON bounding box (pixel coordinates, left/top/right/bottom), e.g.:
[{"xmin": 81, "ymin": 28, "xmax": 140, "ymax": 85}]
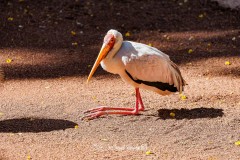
[
  {"xmin": 82, "ymin": 106, "xmax": 140, "ymax": 120},
  {"xmin": 83, "ymin": 106, "xmax": 134, "ymax": 114},
  {"xmin": 82, "ymin": 111, "xmax": 107, "ymax": 120}
]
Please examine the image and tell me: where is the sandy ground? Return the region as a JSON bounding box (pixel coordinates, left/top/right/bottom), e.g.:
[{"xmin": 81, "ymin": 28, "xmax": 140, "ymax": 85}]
[
  {"xmin": 0, "ymin": 0, "xmax": 240, "ymax": 159},
  {"xmin": 0, "ymin": 59, "xmax": 239, "ymax": 159}
]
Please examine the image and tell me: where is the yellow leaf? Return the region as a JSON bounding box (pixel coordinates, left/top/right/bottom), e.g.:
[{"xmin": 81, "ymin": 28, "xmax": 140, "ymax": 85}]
[
  {"xmin": 26, "ymin": 155, "xmax": 31, "ymax": 160},
  {"xmin": 146, "ymin": 150, "xmax": 153, "ymax": 155},
  {"xmin": 235, "ymin": 140, "xmax": 240, "ymax": 146},
  {"xmin": 225, "ymin": 61, "xmax": 231, "ymax": 65},
  {"xmin": 72, "ymin": 42, "xmax": 78, "ymax": 46},
  {"xmin": 74, "ymin": 125, "xmax": 79, "ymax": 129},
  {"xmin": 188, "ymin": 49, "xmax": 193, "ymax": 54},
  {"xmin": 6, "ymin": 58, "xmax": 12, "ymax": 63},
  {"xmin": 170, "ymin": 112, "xmax": 175, "ymax": 117},
  {"xmin": 8, "ymin": 17, "xmax": 13, "ymax": 21},
  {"xmin": 148, "ymin": 43, "xmax": 152, "ymax": 47},
  {"xmin": 71, "ymin": 31, "xmax": 76, "ymax": 36},
  {"xmin": 125, "ymin": 32, "xmax": 130, "ymax": 37},
  {"xmin": 180, "ymin": 94, "xmax": 187, "ymax": 100}
]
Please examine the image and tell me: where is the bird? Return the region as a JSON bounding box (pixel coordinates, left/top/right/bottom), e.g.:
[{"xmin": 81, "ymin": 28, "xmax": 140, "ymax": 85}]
[{"xmin": 83, "ymin": 29, "xmax": 186, "ymax": 119}]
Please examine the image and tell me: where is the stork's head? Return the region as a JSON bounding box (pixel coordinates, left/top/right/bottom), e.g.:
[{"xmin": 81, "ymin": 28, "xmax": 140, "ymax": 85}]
[{"xmin": 87, "ymin": 29, "xmax": 123, "ymax": 82}]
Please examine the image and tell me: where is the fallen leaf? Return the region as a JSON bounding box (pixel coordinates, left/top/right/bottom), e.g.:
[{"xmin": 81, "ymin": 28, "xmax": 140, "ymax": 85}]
[
  {"xmin": 169, "ymin": 112, "xmax": 175, "ymax": 117},
  {"xmin": 71, "ymin": 31, "xmax": 76, "ymax": 36},
  {"xmin": 125, "ymin": 31, "xmax": 130, "ymax": 37},
  {"xmin": 74, "ymin": 125, "xmax": 79, "ymax": 129},
  {"xmin": 225, "ymin": 61, "xmax": 231, "ymax": 65},
  {"xmin": 148, "ymin": 43, "xmax": 152, "ymax": 47},
  {"xmin": 26, "ymin": 155, "xmax": 31, "ymax": 160},
  {"xmin": 235, "ymin": 140, "xmax": 240, "ymax": 146},
  {"xmin": 146, "ymin": 150, "xmax": 153, "ymax": 155},
  {"xmin": 101, "ymin": 138, "xmax": 109, "ymax": 142},
  {"xmin": 6, "ymin": 58, "xmax": 12, "ymax": 63},
  {"xmin": 180, "ymin": 94, "xmax": 187, "ymax": 100},
  {"xmin": 72, "ymin": 42, "xmax": 78, "ymax": 46},
  {"xmin": 188, "ymin": 49, "xmax": 193, "ymax": 54},
  {"xmin": 8, "ymin": 17, "xmax": 14, "ymax": 21},
  {"xmin": 198, "ymin": 14, "xmax": 204, "ymax": 18}
]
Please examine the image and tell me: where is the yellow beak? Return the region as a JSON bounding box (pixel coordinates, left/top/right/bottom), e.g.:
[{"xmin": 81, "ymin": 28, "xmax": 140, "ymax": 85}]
[{"xmin": 87, "ymin": 43, "xmax": 109, "ymax": 82}]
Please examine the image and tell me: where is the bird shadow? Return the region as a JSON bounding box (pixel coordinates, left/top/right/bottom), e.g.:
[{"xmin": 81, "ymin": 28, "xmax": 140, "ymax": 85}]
[
  {"xmin": 0, "ymin": 117, "xmax": 78, "ymax": 133},
  {"xmin": 157, "ymin": 107, "xmax": 224, "ymax": 120}
]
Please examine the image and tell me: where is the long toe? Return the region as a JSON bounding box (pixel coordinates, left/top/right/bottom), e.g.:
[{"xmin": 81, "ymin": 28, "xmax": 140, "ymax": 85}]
[{"xmin": 82, "ymin": 111, "xmax": 106, "ymax": 120}]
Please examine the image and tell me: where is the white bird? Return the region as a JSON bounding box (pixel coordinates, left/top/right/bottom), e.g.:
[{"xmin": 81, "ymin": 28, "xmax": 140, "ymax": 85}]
[{"xmin": 83, "ymin": 29, "xmax": 186, "ymax": 119}]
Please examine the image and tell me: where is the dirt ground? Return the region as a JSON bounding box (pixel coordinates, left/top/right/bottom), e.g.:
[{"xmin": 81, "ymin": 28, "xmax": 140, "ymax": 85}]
[{"xmin": 0, "ymin": 0, "xmax": 240, "ymax": 159}]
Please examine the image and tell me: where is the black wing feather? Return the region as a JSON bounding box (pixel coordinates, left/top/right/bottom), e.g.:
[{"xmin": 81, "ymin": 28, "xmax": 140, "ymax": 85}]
[{"xmin": 126, "ymin": 70, "xmax": 177, "ymax": 92}]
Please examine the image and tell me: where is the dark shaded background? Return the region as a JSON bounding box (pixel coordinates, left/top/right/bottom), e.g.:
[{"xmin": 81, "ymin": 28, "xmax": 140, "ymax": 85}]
[{"xmin": 0, "ymin": 0, "xmax": 239, "ymax": 79}]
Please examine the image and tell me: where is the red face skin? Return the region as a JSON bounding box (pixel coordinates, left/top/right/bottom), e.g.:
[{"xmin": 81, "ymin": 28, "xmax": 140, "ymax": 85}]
[{"xmin": 103, "ymin": 34, "xmax": 115, "ymax": 53}]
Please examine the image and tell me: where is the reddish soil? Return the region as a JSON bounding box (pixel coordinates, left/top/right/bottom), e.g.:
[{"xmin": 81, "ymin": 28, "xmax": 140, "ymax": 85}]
[{"xmin": 0, "ymin": 0, "xmax": 240, "ymax": 159}]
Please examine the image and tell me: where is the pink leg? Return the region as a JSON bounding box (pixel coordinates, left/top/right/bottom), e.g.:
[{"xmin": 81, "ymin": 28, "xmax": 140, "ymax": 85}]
[
  {"xmin": 82, "ymin": 88, "xmax": 145, "ymax": 120},
  {"xmin": 136, "ymin": 88, "xmax": 145, "ymax": 111}
]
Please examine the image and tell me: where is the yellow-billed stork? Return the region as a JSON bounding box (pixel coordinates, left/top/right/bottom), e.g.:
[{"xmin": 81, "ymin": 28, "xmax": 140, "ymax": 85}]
[{"xmin": 83, "ymin": 29, "xmax": 186, "ymax": 119}]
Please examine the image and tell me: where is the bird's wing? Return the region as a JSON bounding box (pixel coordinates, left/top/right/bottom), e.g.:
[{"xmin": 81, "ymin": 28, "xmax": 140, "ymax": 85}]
[{"xmin": 121, "ymin": 44, "xmax": 185, "ymax": 92}]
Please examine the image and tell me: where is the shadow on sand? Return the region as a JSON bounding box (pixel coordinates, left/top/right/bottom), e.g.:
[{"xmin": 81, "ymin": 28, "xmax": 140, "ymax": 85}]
[
  {"xmin": 0, "ymin": 118, "xmax": 77, "ymax": 133},
  {"xmin": 157, "ymin": 107, "xmax": 224, "ymax": 120}
]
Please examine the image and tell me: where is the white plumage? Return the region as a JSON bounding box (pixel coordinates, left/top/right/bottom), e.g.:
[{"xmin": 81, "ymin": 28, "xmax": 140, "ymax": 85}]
[{"xmin": 84, "ymin": 29, "xmax": 186, "ymax": 119}]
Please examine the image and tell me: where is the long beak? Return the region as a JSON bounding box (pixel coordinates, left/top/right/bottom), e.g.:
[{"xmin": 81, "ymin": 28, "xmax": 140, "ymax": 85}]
[{"xmin": 87, "ymin": 43, "xmax": 108, "ymax": 82}]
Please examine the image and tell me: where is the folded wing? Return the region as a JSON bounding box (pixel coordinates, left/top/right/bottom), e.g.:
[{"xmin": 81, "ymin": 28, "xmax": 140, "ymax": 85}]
[{"xmin": 122, "ymin": 47, "xmax": 186, "ymax": 93}]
